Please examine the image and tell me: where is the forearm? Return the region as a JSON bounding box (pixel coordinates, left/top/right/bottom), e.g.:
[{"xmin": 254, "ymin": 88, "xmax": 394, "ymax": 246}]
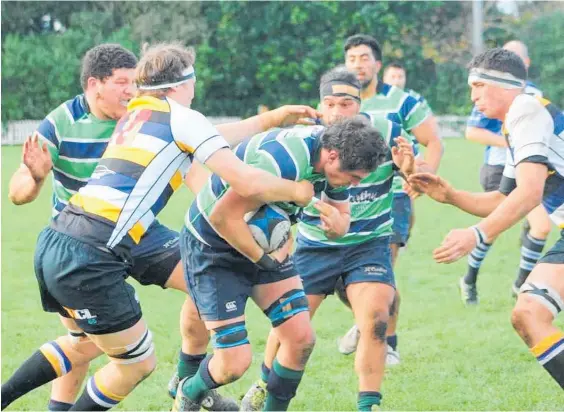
[
  {"xmin": 465, "ymin": 127, "xmax": 507, "ymax": 148},
  {"xmin": 422, "ymin": 138, "xmax": 443, "ymax": 173},
  {"xmin": 239, "ymin": 168, "xmax": 304, "ymax": 204},
  {"xmin": 447, "ymin": 189, "xmax": 506, "ymax": 218},
  {"xmin": 476, "ymin": 186, "xmax": 541, "ymax": 241},
  {"xmin": 216, "ymin": 112, "xmax": 278, "ymax": 147},
  {"xmin": 8, "ymin": 168, "xmax": 44, "ymax": 205}
]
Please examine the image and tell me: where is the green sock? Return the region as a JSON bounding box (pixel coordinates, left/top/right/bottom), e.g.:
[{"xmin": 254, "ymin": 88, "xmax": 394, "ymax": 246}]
[
  {"xmin": 178, "ymin": 352, "xmax": 206, "ymax": 379},
  {"xmin": 181, "ymin": 357, "xmax": 218, "ymax": 403},
  {"xmin": 264, "ymin": 359, "xmax": 304, "ymax": 411},
  {"xmin": 357, "ymin": 391, "xmax": 381, "ymax": 411}
]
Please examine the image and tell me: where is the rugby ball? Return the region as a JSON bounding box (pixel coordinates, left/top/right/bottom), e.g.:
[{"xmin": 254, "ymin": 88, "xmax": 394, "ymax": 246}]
[{"xmin": 245, "ymin": 204, "xmax": 291, "ymax": 253}]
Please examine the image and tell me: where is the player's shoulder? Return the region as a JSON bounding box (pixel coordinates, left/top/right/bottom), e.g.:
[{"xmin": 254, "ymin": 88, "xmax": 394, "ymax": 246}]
[
  {"xmin": 506, "ymin": 94, "xmax": 554, "ymax": 132},
  {"xmin": 48, "ymin": 94, "xmax": 88, "ymax": 124}
]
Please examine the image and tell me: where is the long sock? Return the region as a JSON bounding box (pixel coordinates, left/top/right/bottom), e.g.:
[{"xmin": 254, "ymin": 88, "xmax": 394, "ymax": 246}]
[
  {"xmin": 386, "ymin": 335, "xmax": 398, "ymax": 351},
  {"xmin": 182, "ymin": 355, "xmax": 219, "ymax": 403},
  {"xmin": 464, "ymin": 242, "xmax": 493, "ymax": 284},
  {"xmin": 357, "ymin": 391, "xmax": 382, "ymax": 411},
  {"xmin": 1, "ymin": 342, "xmax": 71, "ymax": 409},
  {"xmin": 515, "ymin": 233, "xmax": 546, "ymax": 288},
  {"xmin": 531, "ymin": 331, "xmax": 564, "ymax": 389},
  {"xmin": 48, "ymin": 399, "xmax": 73, "ymax": 411},
  {"xmin": 70, "ymin": 376, "xmax": 124, "ymax": 411},
  {"xmin": 261, "ymin": 362, "xmax": 270, "ymax": 385},
  {"xmin": 264, "ymin": 358, "xmax": 304, "ymax": 411},
  {"xmin": 178, "ymin": 352, "xmax": 206, "ymax": 380}
]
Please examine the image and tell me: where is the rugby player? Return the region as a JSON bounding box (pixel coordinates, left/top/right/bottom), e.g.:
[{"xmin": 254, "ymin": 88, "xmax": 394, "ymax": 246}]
[
  {"xmin": 172, "ymin": 112, "xmax": 395, "ymax": 411},
  {"xmin": 383, "ymin": 61, "xmax": 432, "ymax": 111},
  {"xmin": 336, "ymin": 34, "xmax": 442, "ymax": 364},
  {"xmin": 1, "ymin": 42, "xmax": 318, "ymax": 411},
  {"xmin": 410, "ymin": 48, "xmax": 564, "ymax": 390},
  {"xmin": 240, "ymin": 67, "xmax": 416, "ymax": 411},
  {"xmin": 461, "ymin": 40, "xmax": 549, "ymax": 305}
]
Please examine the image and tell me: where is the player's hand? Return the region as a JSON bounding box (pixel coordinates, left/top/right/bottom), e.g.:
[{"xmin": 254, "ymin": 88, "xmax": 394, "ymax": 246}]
[
  {"xmin": 391, "ymin": 137, "xmax": 415, "ymax": 177},
  {"xmin": 403, "ymin": 181, "xmax": 421, "ymax": 200},
  {"xmin": 433, "ymin": 228, "xmax": 476, "ymax": 263},
  {"xmin": 22, "ymin": 134, "xmax": 53, "ymax": 183},
  {"xmin": 408, "ymin": 173, "xmax": 453, "ymax": 204},
  {"xmin": 292, "ymin": 180, "xmax": 315, "ymax": 207},
  {"xmin": 269, "ymin": 232, "xmax": 294, "ymax": 263},
  {"xmin": 314, "ymin": 200, "xmax": 349, "ymax": 238},
  {"xmin": 265, "ymin": 105, "xmax": 323, "ymax": 128}
]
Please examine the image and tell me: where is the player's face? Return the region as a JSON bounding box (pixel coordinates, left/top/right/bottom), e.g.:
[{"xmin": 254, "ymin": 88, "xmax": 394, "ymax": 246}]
[
  {"xmin": 321, "ymin": 96, "xmax": 361, "ymax": 125},
  {"xmin": 345, "ymin": 45, "xmax": 382, "ymax": 88},
  {"xmin": 323, "ymin": 151, "xmax": 369, "ymax": 187},
  {"xmin": 470, "ymin": 81, "xmax": 508, "ymax": 120},
  {"xmin": 383, "ymin": 67, "xmax": 406, "ymax": 89},
  {"xmin": 95, "ymin": 68, "xmax": 136, "ymax": 120}
]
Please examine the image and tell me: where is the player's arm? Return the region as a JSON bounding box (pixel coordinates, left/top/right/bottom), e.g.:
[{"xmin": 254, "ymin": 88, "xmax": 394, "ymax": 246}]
[
  {"xmin": 208, "ymin": 188, "xmax": 266, "ymax": 262},
  {"xmin": 8, "ymin": 131, "xmax": 56, "ymax": 205},
  {"xmin": 465, "ymin": 126, "xmax": 507, "ymax": 148},
  {"xmin": 175, "ymin": 110, "xmax": 314, "ymax": 206},
  {"xmin": 215, "ymin": 105, "xmax": 321, "ymax": 146},
  {"xmin": 314, "ymin": 191, "xmax": 351, "ymax": 239},
  {"xmin": 408, "ymin": 172, "xmax": 506, "ymax": 217},
  {"xmin": 475, "ymin": 162, "xmax": 546, "ymax": 240},
  {"xmin": 205, "ymin": 150, "xmax": 313, "ymax": 206},
  {"xmin": 410, "ymin": 115, "xmax": 443, "ymax": 173}
]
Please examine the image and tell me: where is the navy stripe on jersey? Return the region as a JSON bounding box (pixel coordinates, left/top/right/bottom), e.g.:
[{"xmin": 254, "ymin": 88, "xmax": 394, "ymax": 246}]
[
  {"xmin": 37, "ymin": 118, "xmax": 59, "ymax": 147},
  {"xmin": 149, "ymin": 110, "xmax": 171, "ymax": 125},
  {"xmin": 97, "ymin": 158, "xmax": 146, "ymax": 180},
  {"xmin": 59, "ymin": 141, "xmax": 109, "ymax": 159},
  {"xmin": 151, "ymin": 184, "xmax": 174, "ymax": 216},
  {"xmin": 545, "ymin": 103, "xmax": 564, "ymax": 135},
  {"xmin": 65, "ymin": 96, "xmax": 88, "ymax": 122},
  {"xmin": 188, "ymin": 202, "xmax": 231, "ymax": 249},
  {"xmin": 139, "ymin": 121, "xmax": 173, "ymax": 143},
  {"xmin": 88, "ymin": 172, "xmax": 137, "ymax": 194},
  {"xmin": 210, "ymin": 175, "xmax": 226, "ymax": 199},
  {"xmin": 54, "ymin": 197, "xmax": 67, "ymax": 212},
  {"xmin": 235, "ymin": 138, "xmax": 252, "ymax": 161},
  {"xmin": 260, "ymin": 141, "xmax": 298, "ymax": 180},
  {"xmin": 53, "ymin": 169, "xmax": 85, "ymax": 192},
  {"xmin": 348, "ymin": 177, "xmax": 393, "ymax": 201}
]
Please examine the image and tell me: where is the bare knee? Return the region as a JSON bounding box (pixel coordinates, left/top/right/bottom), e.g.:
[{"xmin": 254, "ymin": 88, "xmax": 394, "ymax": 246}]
[
  {"xmin": 511, "ymin": 298, "xmax": 542, "ymax": 346},
  {"xmin": 215, "ymin": 347, "xmax": 252, "ymax": 382},
  {"xmin": 360, "ymin": 308, "xmax": 390, "ymax": 343}
]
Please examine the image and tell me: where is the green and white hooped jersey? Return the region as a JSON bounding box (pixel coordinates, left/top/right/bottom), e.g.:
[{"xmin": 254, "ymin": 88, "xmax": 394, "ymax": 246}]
[
  {"xmin": 298, "ymin": 115, "xmax": 415, "ymax": 246},
  {"xmin": 185, "ymin": 125, "xmax": 350, "ymax": 250},
  {"xmin": 361, "ymin": 82, "xmax": 431, "ymax": 194},
  {"xmin": 34, "ymin": 95, "xmax": 117, "ymax": 217}
]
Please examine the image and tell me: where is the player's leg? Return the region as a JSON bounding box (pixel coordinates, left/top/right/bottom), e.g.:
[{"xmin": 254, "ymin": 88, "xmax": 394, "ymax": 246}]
[
  {"xmin": 47, "ymin": 316, "xmax": 104, "ymax": 411},
  {"xmin": 343, "ymin": 236, "xmax": 396, "ymax": 410},
  {"xmin": 512, "ymin": 205, "xmax": 551, "ymax": 294},
  {"xmin": 241, "ymin": 294, "xmax": 324, "ymax": 412},
  {"xmin": 252, "ymin": 275, "xmax": 315, "ymax": 412},
  {"xmin": 511, "ymin": 263, "xmax": 564, "ymax": 388},
  {"xmin": 459, "ymin": 164, "xmax": 503, "ymax": 304},
  {"xmin": 1, "ymin": 317, "xmax": 102, "ymax": 410},
  {"xmin": 173, "ymin": 228, "xmax": 253, "ymax": 411}
]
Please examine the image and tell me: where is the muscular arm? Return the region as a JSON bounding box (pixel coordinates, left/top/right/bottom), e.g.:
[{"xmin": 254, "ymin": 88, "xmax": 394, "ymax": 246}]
[
  {"xmin": 410, "ymin": 115, "xmax": 443, "ymax": 172},
  {"xmin": 465, "ymin": 126, "xmax": 507, "ymax": 148},
  {"xmin": 446, "ymin": 188, "xmax": 506, "ymax": 217},
  {"xmin": 8, "ymin": 165, "xmax": 46, "ymax": 205},
  {"xmin": 476, "ymin": 162, "xmax": 546, "ymax": 241},
  {"xmin": 208, "ymin": 188, "xmax": 265, "ymax": 262},
  {"xmin": 205, "ymin": 149, "xmax": 312, "ymax": 206}
]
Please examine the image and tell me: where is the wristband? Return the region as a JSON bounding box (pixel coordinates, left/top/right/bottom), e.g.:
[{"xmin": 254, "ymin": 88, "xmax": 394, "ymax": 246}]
[
  {"xmin": 471, "ymin": 225, "xmax": 488, "ymax": 245},
  {"xmin": 255, "ymin": 253, "xmax": 280, "ymax": 271}
]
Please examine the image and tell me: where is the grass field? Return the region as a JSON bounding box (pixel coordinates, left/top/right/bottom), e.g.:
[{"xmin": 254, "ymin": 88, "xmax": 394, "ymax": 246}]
[{"xmin": 2, "ymin": 140, "xmax": 563, "ymax": 411}]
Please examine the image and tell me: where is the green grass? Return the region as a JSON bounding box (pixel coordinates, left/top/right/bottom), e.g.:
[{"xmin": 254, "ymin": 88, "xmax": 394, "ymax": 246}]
[{"xmin": 2, "ymin": 140, "xmax": 563, "ymax": 411}]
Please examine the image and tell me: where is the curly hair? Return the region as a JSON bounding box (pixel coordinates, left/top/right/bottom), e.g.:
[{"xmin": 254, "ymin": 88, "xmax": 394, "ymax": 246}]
[{"xmin": 80, "ymin": 44, "xmax": 137, "ymax": 90}]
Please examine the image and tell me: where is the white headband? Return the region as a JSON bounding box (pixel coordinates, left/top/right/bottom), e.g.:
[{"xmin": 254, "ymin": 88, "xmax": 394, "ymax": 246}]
[
  {"xmin": 468, "ymin": 67, "xmax": 525, "ymax": 90},
  {"xmin": 137, "ymin": 66, "xmax": 196, "ymax": 90}
]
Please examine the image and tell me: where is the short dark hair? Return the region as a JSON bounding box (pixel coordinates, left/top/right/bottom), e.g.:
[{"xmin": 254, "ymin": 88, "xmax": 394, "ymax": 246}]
[
  {"xmin": 320, "ymin": 67, "xmax": 361, "ymax": 89},
  {"xmin": 344, "ymin": 34, "xmax": 382, "ymax": 61},
  {"xmin": 321, "ymin": 116, "xmax": 387, "ymax": 172},
  {"xmin": 384, "ymin": 61, "xmax": 405, "ymax": 73},
  {"xmin": 467, "ymin": 48, "xmax": 527, "ymax": 80},
  {"xmin": 80, "ymin": 44, "xmax": 137, "ymax": 90}
]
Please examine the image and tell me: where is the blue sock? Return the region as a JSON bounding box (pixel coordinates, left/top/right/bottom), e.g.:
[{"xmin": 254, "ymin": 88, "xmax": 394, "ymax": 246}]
[{"xmin": 386, "ymin": 335, "xmax": 398, "ymax": 351}]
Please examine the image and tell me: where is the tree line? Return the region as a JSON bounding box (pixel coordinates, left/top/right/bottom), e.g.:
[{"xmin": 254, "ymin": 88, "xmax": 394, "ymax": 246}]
[{"xmin": 2, "ymin": 1, "xmax": 563, "ymax": 123}]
